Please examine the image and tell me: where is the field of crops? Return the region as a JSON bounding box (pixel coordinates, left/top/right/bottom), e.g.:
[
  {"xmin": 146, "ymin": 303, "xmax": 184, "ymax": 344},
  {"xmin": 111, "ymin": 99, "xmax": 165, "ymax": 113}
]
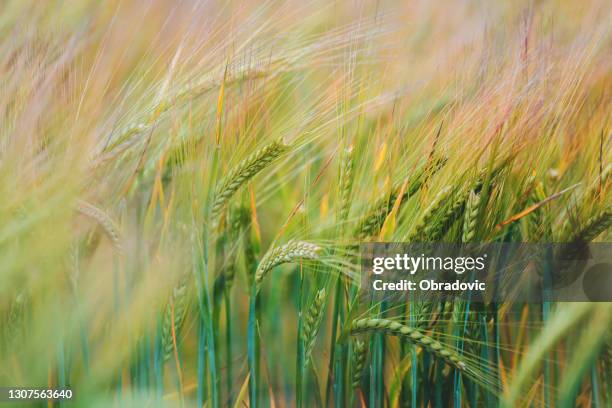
[{"xmin": 1, "ymin": 0, "xmax": 610, "ymax": 407}]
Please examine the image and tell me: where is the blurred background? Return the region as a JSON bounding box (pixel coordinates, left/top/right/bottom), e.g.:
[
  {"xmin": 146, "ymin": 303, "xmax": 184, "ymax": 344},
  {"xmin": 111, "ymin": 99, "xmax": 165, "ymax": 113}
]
[{"xmin": 0, "ymin": 0, "xmax": 609, "ymax": 406}]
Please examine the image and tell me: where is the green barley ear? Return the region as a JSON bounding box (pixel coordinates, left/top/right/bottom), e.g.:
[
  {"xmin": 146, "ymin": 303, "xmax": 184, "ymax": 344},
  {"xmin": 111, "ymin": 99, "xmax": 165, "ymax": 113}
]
[
  {"xmin": 75, "ymin": 200, "xmax": 123, "ymax": 253},
  {"xmin": 424, "ymin": 176, "xmax": 487, "ymax": 242},
  {"xmin": 351, "ymin": 339, "xmax": 367, "ymax": 389},
  {"xmin": 255, "ymin": 240, "xmax": 321, "ymax": 290},
  {"xmin": 223, "ymin": 204, "xmax": 257, "ymax": 284},
  {"xmin": 550, "ymin": 210, "xmax": 610, "ymax": 289},
  {"xmin": 569, "ymin": 209, "xmax": 611, "ymax": 243},
  {"xmin": 559, "ymin": 167, "xmax": 610, "ymax": 239},
  {"xmin": 525, "ymin": 182, "xmax": 550, "ymax": 241},
  {"xmin": 302, "ymin": 288, "xmax": 326, "ymax": 365},
  {"xmin": 211, "ymin": 140, "xmax": 289, "ymax": 220},
  {"xmin": 355, "ymin": 157, "xmax": 446, "ymax": 239},
  {"xmin": 351, "ymin": 317, "xmax": 466, "ymax": 371},
  {"xmin": 413, "ymin": 301, "xmax": 435, "ymax": 329},
  {"xmin": 425, "ymin": 189, "xmax": 468, "ymax": 242},
  {"xmin": 337, "ymin": 146, "xmax": 355, "ymax": 230},
  {"xmin": 222, "ymin": 206, "xmax": 248, "ymax": 289},
  {"xmin": 161, "ymin": 282, "xmax": 189, "ymax": 361},
  {"xmin": 405, "ymin": 186, "xmax": 452, "ymax": 242},
  {"xmin": 441, "ymin": 299, "xmax": 454, "ymax": 322},
  {"xmin": 354, "ymin": 191, "xmax": 397, "ymax": 239},
  {"xmin": 462, "ymin": 190, "xmax": 481, "ymax": 243}
]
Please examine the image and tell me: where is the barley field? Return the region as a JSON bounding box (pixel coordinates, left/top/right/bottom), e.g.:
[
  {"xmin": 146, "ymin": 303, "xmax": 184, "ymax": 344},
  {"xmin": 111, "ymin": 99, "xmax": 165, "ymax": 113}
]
[{"xmin": 0, "ymin": 0, "xmax": 610, "ymax": 407}]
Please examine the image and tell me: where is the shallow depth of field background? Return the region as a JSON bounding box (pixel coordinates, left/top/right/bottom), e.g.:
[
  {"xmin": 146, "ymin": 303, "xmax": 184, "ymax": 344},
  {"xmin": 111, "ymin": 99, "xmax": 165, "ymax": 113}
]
[{"xmin": 0, "ymin": 0, "xmax": 610, "ymax": 407}]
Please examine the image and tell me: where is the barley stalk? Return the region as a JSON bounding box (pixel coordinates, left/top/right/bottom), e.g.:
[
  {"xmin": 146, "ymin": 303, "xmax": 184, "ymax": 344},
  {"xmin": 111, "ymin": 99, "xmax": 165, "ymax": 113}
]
[
  {"xmin": 583, "ymin": 164, "xmax": 610, "ymax": 203},
  {"xmin": 243, "ymin": 219, "xmax": 258, "ymax": 283},
  {"xmin": 557, "ymin": 303, "xmax": 612, "ymax": 408},
  {"xmin": 223, "ymin": 206, "xmax": 249, "ymax": 288},
  {"xmin": 502, "ymin": 303, "xmax": 593, "ymax": 407},
  {"xmin": 603, "ymin": 334, "xmax": 612, "ymax": 403}
]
